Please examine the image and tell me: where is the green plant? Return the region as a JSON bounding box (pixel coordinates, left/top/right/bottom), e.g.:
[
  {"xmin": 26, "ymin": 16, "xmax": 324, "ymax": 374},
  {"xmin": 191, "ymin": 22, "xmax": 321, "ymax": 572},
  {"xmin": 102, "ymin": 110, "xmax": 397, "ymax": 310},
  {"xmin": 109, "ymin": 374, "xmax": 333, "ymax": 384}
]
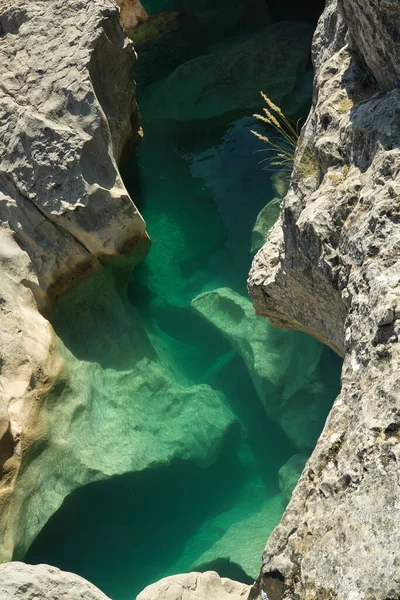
[
  {"xmin": 251, "ymin": 92, "xmax": 318, "ymax": 179},
  {"xmin": 336, "ymin": 96, "xmax": 354, "ymax": 114},
  {"xmin": 328, "ymin": 164, "xmax": 350, "ymax": 186}
]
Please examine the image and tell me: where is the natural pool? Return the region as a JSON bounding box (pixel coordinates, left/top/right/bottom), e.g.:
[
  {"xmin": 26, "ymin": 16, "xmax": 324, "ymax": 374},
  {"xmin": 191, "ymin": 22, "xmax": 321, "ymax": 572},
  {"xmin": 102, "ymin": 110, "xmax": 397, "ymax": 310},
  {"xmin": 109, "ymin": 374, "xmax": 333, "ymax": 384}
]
[{"xmin": 25, "ymin": 1, "xmax": 341, "ymax": 598}]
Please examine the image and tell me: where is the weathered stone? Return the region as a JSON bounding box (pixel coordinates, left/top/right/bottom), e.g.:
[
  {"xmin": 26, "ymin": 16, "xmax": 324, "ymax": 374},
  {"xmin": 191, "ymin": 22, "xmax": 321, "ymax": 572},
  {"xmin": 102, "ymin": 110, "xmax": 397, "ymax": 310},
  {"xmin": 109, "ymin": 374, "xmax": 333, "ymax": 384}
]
[
  {"xmin": 339, "ymin": 0, "xmax": 400, "ymax": 91},
  {"xmin": 137, "ymin": 571, "xmax": 249, "ymax": 600},
  {"xmin": 0, "ymin": 0, "xmax": 148, "ymax": 562},
  {"xmin": 248, "ymin": 1, "xmax": 400, "ymax": 598},
  {"xmin": 116, "ymin": 0, "xmax": 148, "ymax": 32},
  {"xmin": 0, "ymin": 562, "xmax": 110, "ymax": 600}
]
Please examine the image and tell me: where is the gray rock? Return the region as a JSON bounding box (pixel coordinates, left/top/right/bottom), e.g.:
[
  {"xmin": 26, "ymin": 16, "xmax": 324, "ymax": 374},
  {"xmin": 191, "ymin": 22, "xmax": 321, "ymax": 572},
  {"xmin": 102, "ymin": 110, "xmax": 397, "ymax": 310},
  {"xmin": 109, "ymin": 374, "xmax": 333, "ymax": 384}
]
[
  {"xmin": 0, "ymin": 0, "xmax": 148, "ymax": 561},
  {"xmin": 248, "ymin": 0, "xmax": 400, "ymax": 598},
  {"xmin": 339, "ymin": 0, "xmax": 400, "ymax": 91},
  {"xmin": 137, "ymin": 571, "xmax": 249, "ymax": 600},
  {"xmin": 0, "ymin": 562, "xmax": 110, "ymax": 599}
]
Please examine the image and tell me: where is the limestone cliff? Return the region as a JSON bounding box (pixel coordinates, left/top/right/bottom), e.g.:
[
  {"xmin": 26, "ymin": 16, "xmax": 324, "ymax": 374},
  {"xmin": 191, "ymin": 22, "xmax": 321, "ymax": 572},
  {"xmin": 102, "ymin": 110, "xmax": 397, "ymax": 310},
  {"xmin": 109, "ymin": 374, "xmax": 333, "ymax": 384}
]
[
  {"xmin": 0, "ymin": 0, "xmax": 148, "ymax": 561},
  {"xmin": 249, "ymin": 0, "xmax": 400, "ymax": 598}
]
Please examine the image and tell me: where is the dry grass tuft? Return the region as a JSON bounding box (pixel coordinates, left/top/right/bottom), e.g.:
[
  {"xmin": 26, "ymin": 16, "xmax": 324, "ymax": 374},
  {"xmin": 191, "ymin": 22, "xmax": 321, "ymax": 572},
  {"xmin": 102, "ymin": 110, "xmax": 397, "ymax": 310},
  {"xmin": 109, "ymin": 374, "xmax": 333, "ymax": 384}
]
[{"xmin": 251, "ymin": 92, "xmax": 318, "ymax": 179}]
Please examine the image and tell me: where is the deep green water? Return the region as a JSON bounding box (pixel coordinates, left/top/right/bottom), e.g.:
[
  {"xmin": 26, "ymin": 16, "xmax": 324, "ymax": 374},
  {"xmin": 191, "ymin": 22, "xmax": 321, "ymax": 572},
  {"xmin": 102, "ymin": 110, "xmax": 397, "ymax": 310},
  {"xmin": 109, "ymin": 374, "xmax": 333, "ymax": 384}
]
[{"xmin": 26, "ymin": 1, "xmax": 340, "ymax": 599}]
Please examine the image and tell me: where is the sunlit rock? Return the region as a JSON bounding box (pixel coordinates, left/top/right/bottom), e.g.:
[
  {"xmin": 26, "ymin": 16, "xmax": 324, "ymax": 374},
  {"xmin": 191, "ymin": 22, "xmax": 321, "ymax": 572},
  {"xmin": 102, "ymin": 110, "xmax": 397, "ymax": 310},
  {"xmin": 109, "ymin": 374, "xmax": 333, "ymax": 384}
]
[
  {"xmin": 137, "ymin": 571, "xmax": 249, "ymax": 600},
  {"xmin": 0, "ymin": 562, "xmax": 110, "ymax": 600},
  {"xmin": 116, "ymin": 0, "xmax": 148, "ymax": 33}
]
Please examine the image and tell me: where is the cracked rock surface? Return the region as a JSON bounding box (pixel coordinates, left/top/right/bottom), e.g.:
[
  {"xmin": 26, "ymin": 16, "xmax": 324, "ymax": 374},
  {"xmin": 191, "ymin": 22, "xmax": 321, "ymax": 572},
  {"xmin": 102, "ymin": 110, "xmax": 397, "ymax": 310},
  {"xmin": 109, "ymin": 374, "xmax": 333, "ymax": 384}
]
[
  {"xmin": 248, "ymin": 1, "xmax": 400, "ymax": 598},
  {"xmin": 0, "ymin": 0, "xmax": 147, "ymax": 561}
]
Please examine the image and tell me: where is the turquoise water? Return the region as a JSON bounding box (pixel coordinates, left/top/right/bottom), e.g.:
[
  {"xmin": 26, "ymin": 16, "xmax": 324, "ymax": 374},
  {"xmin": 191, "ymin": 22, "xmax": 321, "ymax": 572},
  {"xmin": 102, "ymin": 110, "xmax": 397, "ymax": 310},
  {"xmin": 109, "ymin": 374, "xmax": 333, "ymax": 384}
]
[{"xmin": 25, "ymin": 2, "xmax": 340, "ymax": 599}]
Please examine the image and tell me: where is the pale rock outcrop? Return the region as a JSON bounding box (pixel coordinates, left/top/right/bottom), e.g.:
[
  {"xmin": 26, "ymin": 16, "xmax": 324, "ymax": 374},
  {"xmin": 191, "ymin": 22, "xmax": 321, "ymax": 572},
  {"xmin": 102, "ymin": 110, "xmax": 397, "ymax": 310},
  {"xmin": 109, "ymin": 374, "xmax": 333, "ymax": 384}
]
[
  {"xmin": 116, "ymin": 0, "xmax": 148, "ymax": 33},
  {"xmin": 249, "ymin": 0, "xmax": 400, "ymax": 598},
  {"xmin": 0, "ymin": 0, "xmax": 148, "ymax": 561},
  {"xmin": 137, "ymin": 571, "xmax": 249, "ymax": 600},
  {"xmin": 0, "ymin": 562, "xmax": 111, "ymax": 600}
]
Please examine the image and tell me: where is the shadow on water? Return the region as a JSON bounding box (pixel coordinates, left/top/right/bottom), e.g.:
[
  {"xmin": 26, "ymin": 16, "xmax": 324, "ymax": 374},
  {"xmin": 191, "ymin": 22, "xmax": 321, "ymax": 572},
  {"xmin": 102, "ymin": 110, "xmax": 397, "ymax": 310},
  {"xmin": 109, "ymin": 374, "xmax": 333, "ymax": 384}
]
[{"xmin": 25, "ymin": 429, "xmax": 249, "ymax": 600}]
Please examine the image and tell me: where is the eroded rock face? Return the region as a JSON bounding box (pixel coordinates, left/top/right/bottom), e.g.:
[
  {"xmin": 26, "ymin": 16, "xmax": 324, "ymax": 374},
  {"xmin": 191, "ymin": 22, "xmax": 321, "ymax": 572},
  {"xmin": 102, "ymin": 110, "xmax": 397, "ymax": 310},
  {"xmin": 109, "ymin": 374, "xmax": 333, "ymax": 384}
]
[
  {"xmin": 248, "ymin": 1, "xmax": 400, "ymax": 598},
  {"xmin": 137, "ymin": 571, "xmax": 249, "ymax": 600},
  {"xmin": 0, "ymin": 0, "xmax": 148, "ymax": 561},
  {"xmin": 0, "ymin": 562, "xmax": 111, "ymax": 600}
]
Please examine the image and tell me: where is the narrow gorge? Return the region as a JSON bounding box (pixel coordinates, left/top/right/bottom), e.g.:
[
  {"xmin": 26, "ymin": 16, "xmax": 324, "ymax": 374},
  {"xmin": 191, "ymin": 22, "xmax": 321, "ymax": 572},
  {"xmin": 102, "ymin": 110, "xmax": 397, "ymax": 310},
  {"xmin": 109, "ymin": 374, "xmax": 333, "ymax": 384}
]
[{"xmin": 0, "ymin": 1, "xmax": 398, "ymax": 600}]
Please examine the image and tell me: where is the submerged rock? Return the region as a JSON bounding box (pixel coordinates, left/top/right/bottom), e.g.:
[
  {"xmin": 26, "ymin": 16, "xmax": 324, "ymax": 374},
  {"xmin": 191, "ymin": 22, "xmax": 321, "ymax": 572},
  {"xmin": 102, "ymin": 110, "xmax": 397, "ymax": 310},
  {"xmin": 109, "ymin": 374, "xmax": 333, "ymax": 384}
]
[
  {"xmin": 185, "ymin": 493, "xmax": 283, "ymax": 580},
  {"xmin": 140, "ymin": 22, "xmax": 313, "ymax": 129},
  {"xmin": 10, "ymin": 264, "xmax": 235, "ymax": 560},
  {"xmin": 137, "ymin": 571, "xmax": 249, "ymax": 600},
  {"xmin": 278, "ymin": 454, "xmax": 308, "ymax": 507},
  {"xmin": 248, "ymin": 0, "xmax": 400, "ymax": 598},
  {"xmin": 251, "ymin": 198, "xmax": 282, "ymax": 254},
  {"xmin": 192, "ymin": 287, "xmax": 336, "ymax": 450},
  {"xmin": 0, "ymin": 0, "xmax": 148, "ymax": 561},
  {"xmin": 0, "ymin": 562, "xmax": 110, "ymax": 600}
]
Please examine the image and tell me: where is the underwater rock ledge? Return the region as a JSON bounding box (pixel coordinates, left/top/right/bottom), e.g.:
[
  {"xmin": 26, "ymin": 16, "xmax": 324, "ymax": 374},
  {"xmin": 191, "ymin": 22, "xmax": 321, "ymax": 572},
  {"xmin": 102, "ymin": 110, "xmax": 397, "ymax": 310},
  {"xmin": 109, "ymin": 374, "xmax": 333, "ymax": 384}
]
[
  {"xmin": 248, "ymin": 0, "xmax": 400, "ymax": 598},
  {"xmin": 0, "ymin": 0, "xmax": 148, "ymax": 562}
]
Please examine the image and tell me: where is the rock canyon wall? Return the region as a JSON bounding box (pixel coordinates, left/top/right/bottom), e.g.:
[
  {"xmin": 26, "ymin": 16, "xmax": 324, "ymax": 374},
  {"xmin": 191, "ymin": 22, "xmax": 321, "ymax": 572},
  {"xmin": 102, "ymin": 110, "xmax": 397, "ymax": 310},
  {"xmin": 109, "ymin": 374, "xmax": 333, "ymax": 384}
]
[{"xmin": 249, "ymin": 1, "xmax": 400, "ymax": 598}]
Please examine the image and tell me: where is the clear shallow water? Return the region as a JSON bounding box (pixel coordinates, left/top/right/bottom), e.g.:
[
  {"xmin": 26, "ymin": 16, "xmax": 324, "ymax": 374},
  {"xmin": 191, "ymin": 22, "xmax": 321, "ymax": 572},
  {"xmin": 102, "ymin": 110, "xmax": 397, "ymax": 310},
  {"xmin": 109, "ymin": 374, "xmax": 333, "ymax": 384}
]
[{"xmin": 25, "ymin": 2, "xmax": 340, "ymax": 598}]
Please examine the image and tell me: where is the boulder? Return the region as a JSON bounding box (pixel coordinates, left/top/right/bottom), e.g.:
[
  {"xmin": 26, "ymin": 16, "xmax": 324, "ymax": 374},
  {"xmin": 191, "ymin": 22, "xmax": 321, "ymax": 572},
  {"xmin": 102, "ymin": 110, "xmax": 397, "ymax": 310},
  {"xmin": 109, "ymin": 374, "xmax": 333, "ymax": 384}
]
[
  {"xmin": 0, "ymin": 562, "xmax": 110, "ymax": 600},
  {"xmin": 137, "ymin": 571, "xmax": 249, "ymax": 600},
  {"xmin": 9, "ymin": 264, "xmax": 235, "ymax": 560},
  {"xmin": 183, "ymin": 493, "xmax": 283, "ymax": 580}
]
